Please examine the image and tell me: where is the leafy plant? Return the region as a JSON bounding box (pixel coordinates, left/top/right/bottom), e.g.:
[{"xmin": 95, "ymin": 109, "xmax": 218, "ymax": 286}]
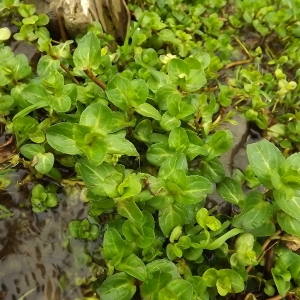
[{"xmin": 1, "ymin": 0, "xmax": 300, "ymax": 299}]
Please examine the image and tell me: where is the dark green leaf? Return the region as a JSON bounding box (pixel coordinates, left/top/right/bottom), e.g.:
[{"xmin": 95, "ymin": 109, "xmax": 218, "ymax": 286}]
[
  {"xmin": 247, "ymin": 139, "xmax": 285, "ymax": 189},
  {"xmin": 97, "ymin": 272, "xmax": 136, "ymax": 300}
]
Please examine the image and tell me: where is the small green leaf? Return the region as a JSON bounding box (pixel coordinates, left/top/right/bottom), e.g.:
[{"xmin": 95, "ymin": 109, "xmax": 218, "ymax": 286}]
[
  {"xmin": 0, "ymin": 27, "xmax": 11, "ymax": 41},
  {"xmin": 20, "ymin": 144, "xmax": 45, "ymax": 160},
  {"xmin": 34, "ymin": 152, "xmax": 54, "ymax": 174},
  {"xmin": 135, "ymin": 103, "xmax": 161, "ymax": 120}
]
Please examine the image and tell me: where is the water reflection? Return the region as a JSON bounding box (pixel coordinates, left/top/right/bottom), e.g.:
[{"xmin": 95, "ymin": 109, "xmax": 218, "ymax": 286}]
[{"xmin": 0, "ymin": 170, "xmax": 104, "ymax": 300}]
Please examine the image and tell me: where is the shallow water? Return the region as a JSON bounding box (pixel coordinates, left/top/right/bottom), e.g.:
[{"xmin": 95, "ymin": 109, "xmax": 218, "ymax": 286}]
[{"xmin": 0, "ymin": 170, "xmax": 104, "ymax": 300}]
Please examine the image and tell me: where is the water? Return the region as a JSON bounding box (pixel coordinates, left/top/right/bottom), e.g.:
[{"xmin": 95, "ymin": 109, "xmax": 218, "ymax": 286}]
[{"xmin": 0, "ymin": 170, "xmax": 105, "ymax": 300}]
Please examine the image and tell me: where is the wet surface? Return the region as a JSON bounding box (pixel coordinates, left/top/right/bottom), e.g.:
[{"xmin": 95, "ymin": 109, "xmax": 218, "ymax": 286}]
[{"xmin": 0, "ymin": 170, "xmax": 105, "ymax": 300}]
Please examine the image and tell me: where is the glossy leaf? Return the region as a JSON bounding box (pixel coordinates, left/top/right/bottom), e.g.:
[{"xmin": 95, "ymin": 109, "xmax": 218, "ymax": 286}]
[
  {"xmin": 217, "ymin": 177, "xmax": 245, "ymax": 206},
  {"xmin": 97, "ymin": 272, "xmax": 136, "ymax": 300},
  {"xmin": 46, "ymin": 123, "xmax": 82, "ymax": 155},
  {"xmin": 159, "ymin": 203, "xmax": 189, "ymax": 237},
  {"xmin": 274, "ymin": 190, "xmax": 300, "ymax": 222},
  {"xmin": 247, "ymin": 139, "xmax": 285, "ymax": 189},
  {"xmin": 116, "ymin": 254, "xmax": 147, "ymax": 281},
  {"xmin": 34, "ymin": 152, "xmax": 54, "ymax": 174},
  {"xmin": 231, "ymin": 191, "xmax": 273, "ymax": 230}
]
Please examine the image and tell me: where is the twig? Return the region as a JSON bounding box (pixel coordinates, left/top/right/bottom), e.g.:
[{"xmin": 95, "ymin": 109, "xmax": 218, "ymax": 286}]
[
  {"xmin": 225, "ymin": 35, "xmax": 252, "ymax": 69},
  {"xmin": 56, "ymin": 10, "xmax": 67, "ymax": 42},
  {"xmin": 83, "ymin": 69, "xmax": 107, "ymax": 90},
  {"xmin": 50, "ymin": 55, "xmax": 79, "ymax": 84},
  {"xmin": 225, "ymin": 59, "xmax": 251, "ymax": 68},
  {"xmin": 59, "ymin": 61, "xmax": 80, "ymax": 84}
]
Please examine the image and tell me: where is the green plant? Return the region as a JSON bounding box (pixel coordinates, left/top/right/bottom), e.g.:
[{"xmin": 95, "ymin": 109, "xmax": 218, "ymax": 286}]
[{"xmin": 1, "ymin": 1, "xmax": 300, "ymax": 299}]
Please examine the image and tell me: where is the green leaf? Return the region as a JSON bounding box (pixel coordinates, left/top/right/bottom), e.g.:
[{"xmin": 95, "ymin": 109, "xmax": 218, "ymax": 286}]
[
  {"xmin": 146, "ymin": 143, "xmax": 173, "ymax": 166},
  {"xmin": 122, "ymin": 219, "xmax": 155, "ymax": 248},
  {"xmin": 73, "ymin": 32, "xmax": 101, "ymax": 70},
  {"xmin": 130, "ymin": 79, "xmax": 149, "ymax": 106},
  {"xmin": 168, "ymin": 128, "xmax": 189, "ymax": 152},
  {"xmin": 217, "ymin": 177, "xmax": 245, "ymax": 206},
  {"xmin": 159, "ymin": 279, "xmax": 193, "ymax": 300},
  {"xmin": 146, "ymin": 259, "xmax": 180, "ymax": 279},
  {"xmin": 204, "ymin": 228, "xmax": 243, "ymax": 250},
  {"xmin": 106, "ymin": 134, "xmax": 139, "ymax": 156},
  {"xmin": 141, "ymin": 271, "xmax": 172, "ymax": 299},
  {"xmin": 106, "ymin": 75, "xmax": 130, "ymax": 110},
  {"xmin": 0, "ymin": 95, "xmax": 14, "ymax": 111},
  {"xmin": 231, "ymin": 191, "xmax": 274, "ymax": 230},
  {"xmin": 0, "ymin": 27, "xmax": 11, "ymax": 40},
  {"xmin": 158, "ymin": 153, "xmax": 188, "ymax": 179},
  {"xmin": 216, "ymin": 269, "xmax": 244, "ymax": 296},
  {"xmin": 37, "ymin": 55, "xmax": 60, "ymax": 76},
  {"xmin": 159, "ymin": 203, "xmax": 188, "ymax": 237},
  {"xmin": 73, "ymin": 124, "xmax": 107, "ymax": 166},
  {"xmin": 23, "ymin": 83, "xmax": 49, "ymax": 104},
  {"xmin": 168, "ymin": 59, "xmax": 190, "ymax": 85},
  {"xmin": 118, "ymin": 174, "xmax": 142, "ymax": 200},
  {"xmin": 97, "ymin": 272, "xmax": 136, "ymax": 300},
  {"xmin": 20, "ymin": 144, "xmax": 45, "ymax": 160},
  {"xmin": 247, "ymin": 139, "xmax": 285, "ymax": 189},
  {"xmin": 185, "ymin": 69, "xmax": 207, "ymax": 92},
  {"xmin": 277, "ymin": 211, "xmax": 300, "ymax": 239},
  {"xmin": 51, "ymin": 94, "xmax": 71, "ymax": 112},
  {"xmin": 205, "ymin": 130, "xmax": 233, "ymax": 160},
  {"xmin": 133, "ymin": 119, "xmax": 153, "ymax": 142},
  {"xmin": 135, "ymin": 103, "xmax": 161, "ymax": 120},
  {"xmin": 77, "ymin": 158, "xmax": 123, "ymax": 197},
  {"xmin": 274, "ymin": 190, "xmax": 300, "ymax": 222},
  {"xmin": 116, "ymin": 254, "xmax": 147, "ymax": 281},
  {"xmin": 34, "ymin": 152, "xmax": 54, "ymax": 174},
  {"xmin": 203, "ymin": 268, "xmax": 218, "ymax": 287},
  {"xmin": 176, "ymin": 175, "xmax": 213, "ymax": 205},
  {"xmin": 196, "ymin": 208, "xmax": 221, "ymax": 231},
  {"xmin": 80, "ymin": 102, "xmax": 113, "ymax": 134},
  {"xmin": 117, "ymin": 199, "xmax": 144, "ymax": 223},
  {"xmin": 199, "ymin": 157, "xmax": 225, "ymax": 183},
  {"xmin": 102, "ymin": 227, "xmax": 127, "ymax": 263},
  {"xmin": 46, "ymin": 123, "xmax": 82, "ymax": 155},
  {"xmin": 160, "ymin": 112, "xmax": 181, "ymax": 131}
]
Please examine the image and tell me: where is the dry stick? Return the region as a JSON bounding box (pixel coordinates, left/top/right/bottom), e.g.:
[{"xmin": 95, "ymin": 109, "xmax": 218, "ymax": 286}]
[
  {"xmin": 56, "ymin": 10, "xmax": 67, "ymax": 42},
  {"xmin": 246, "ymin": 230, "xmax": 281, "ymax": 274},
  {"xmin": 225, "ymin": 35, "xmax": 252, "ymax": 69},
  {"xmin": 83, "ymin": 69, "xmax": 107, "ymax": 90}
]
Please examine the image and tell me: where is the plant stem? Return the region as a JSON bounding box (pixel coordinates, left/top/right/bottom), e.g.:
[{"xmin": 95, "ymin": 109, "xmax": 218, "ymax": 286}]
[
  {"xmin": 50, "ymin": 55, "xmax": 79, "ymax": 84},
  {"xmin": 83, "ymin": 69, "xmax": 107, "ymax": 90},
  {"xmin": 61, "ymin": 179, "xmax": 85, "ymax": 186}
]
